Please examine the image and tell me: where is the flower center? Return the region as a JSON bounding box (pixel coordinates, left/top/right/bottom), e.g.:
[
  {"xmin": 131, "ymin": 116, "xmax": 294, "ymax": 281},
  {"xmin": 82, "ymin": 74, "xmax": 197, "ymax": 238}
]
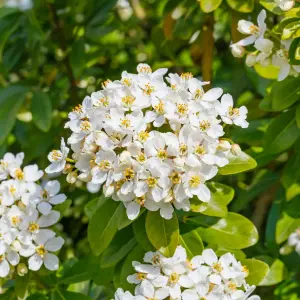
[
  {"xmin": 169, "ymin": 272, "xmax": 179, "ymax": 284},
  {"xmin": 137, "ymin": 272, "xmax": 147, "ymax": 280},
  {"xmin": 138, "ymin": 131, "xmax": 149, "ymax": 142},
  {"xmin": 152, "ymin": 254, "xmax": 161, "ymax": 265},
  {"xmin": 195, "ymin": 145, "xmax": 205, "ymax": 155},
  {"xmin": 29, "ymin": 222, "xmax": 40, "ymax": 233},
  {"xmin": 0, "ymin": 254, "xmax": 5, "ymax": 262},
  {"xmin": 242, "ymin": 265, "xmax": 249, "ymax": 277},
  {"xmin": 14, "ymin": 168, "xmax": 24, "ymax": 180},
  {"xmin": 36, "ymin": 245, "xmax": 47, "ymax": 257},
  {"xmin": 72, "ymin": 104, "xmax": 83, "ymax": 113},
  {"xmin": 157, "ymin": 149, "xmax": 167, "ymax": 159},
  {"xmin": 170, "ymin": 172, "xmax": 181, "ymax": 184},
  {"xmin": 80, "ymin": 120, "xmax": 91, "ymax": 132},
  {"xmin": 122, "ymin": 95, "xmax": 135, "ymax": 107},
  {"xmin": 123, "ymin": 167, "xmax": 135, "ymax": 181},
  {"xmin": 9, "ymin": 185, "xmax": 17, "ymax": 195},
  {"xmin": 195, "ymin": 88, "xmax": 204, "ymax": 99},
  {"xmin": 213, "ymin": 263, "xmax": 223, "ymax": 273},
  {"xmin": 120, "ymin": 118, "xmax": 131, "ymax": 128},
  {"xmin": 98, "ymin": 160, "xmax": 112, "ymax": 171},
  {"xmin": 102, "ymin": 79, "xmax": 112, "ymax": 88},
  {"xmin": 135, "ymin": 195, "xmax": 145, "ymax": 206},
  {"xmin": 179, "ymin": 143, "xmax": 187, "ymax": 155},
  {"xmin": 250, "ymin": 24, "xmax": 260, "ymax": 34},
  {"xmin": 11, "ymin": 216, "xmax": 21, "ymax": 226},
  {"xmin": 146, "ymin": 177, "xmax": 157, "ymax": 187},
  {"xmin": 137, "ymin": 152, "xmax": 146, "ymax": 163},
  {"xmin": 98, "ymin": 97, "xmax": 109, "ymax": 107},
  {"xmin": 177, "ymin": 103, "xmax": 188, "ymax": 115},
  {"xmin": 228, "ymin": 106, "xmax": 240, "ymax": 117},
  {"xmin": 228, "ymin": 281, "xmax": 237, "ymax": 291},
  {"xmin": 199, "ymin": 120, "xmax": 211, "ymax": 131},
  {"xmin": 208, "ymin": 283, "xmax": 216, "ymax": 293},
  {"xmin": 41, "ymin": 189, "xmax": 49, "ymax": 200},
  {"xmin": 138, "ymin": 65, "xmax": 152, "ymax": 74},
  {"xmin": 189, "ymin": 175, "xmax": 201, "ymax": 188},
  {"xmin": 154, "ymin": 100, "xmax": 165, "ymax": 114},
  {"xmin": 51, "ymin": 150, "xmax": 62, "ymax": 161},
  {"xmin": 121, "ymin": 78, "xmax": 132, "ymax": 86},
  {"xmin": 181, "ymin": 72, "xmax": 193, "ymax": 80},
  {"xmin": 143, "ymin": 83, "xmax": 155, "ymax": 96}
]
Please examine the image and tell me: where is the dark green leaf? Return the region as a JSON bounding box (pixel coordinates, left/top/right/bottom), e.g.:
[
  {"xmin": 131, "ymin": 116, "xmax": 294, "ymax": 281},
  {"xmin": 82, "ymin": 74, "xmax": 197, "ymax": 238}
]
[{"xmin": 179, "ymin": 229, "xmax": 204, "ymax": 259}]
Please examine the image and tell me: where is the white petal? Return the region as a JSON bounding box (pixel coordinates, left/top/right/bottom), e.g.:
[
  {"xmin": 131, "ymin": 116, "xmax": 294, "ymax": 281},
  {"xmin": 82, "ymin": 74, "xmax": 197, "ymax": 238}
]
[
  {"xmin": 28, "ymin": 254, "xmax": 43, "ymax": 271},
  {"xmin": 45, "ymin": 236, "xmax": 64, "ymax": 252},
  {"xmin": 49, "ymin": 194, "xmax": 67, "ymax": 205},
  {"xmin": 37, "ymin": 211, "xmax": 60, "ymax": 227},
  {"xmin": 0, "ymin": 260, "xmax": 10, "ymax": 277},
  {"xmin": 126, "ymin": 202, "xmax": 141, "ymax": 220},
  {"xmin": 38, "ymin": 202, "xmax": 52, "ymax": 215},
  {"xmin": 44, "ymin": 253, "xmax": 59, "ymax": 271}
]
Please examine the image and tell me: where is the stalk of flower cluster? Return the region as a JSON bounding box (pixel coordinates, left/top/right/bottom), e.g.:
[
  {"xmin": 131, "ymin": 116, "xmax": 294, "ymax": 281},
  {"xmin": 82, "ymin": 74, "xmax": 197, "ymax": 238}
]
[
  {"xmin": 230, "ymin": 9, "xmax": 300, "ymax": 81},
  {"xmin": 0, "ymin": 153, "xmax": 65, "ymax": 278},
  {"xmin": 46, "ymin": 64, "xmax": 249, "ymax": 220},
  {"xmin": 112, "ymin": 246, "xmax": 261, "ymax": 300}
]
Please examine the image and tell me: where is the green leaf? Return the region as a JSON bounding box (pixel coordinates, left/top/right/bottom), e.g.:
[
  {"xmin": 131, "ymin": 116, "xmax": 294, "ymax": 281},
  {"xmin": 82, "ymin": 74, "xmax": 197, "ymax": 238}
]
[
  {"xmin": 209, "ymin": 244, "xmax": 246, "ymax": 260},
  {"xmin": 180, "ymin": 229, "xmax": 204, "ymax": 259},
  {"xmin": 218, "ymin": 151, "xmax": 257, "ymax": 175},
  {"xmin": 288, "ymin": 37, "xmax": 300, "ymax": 65},
  {"xmin": 70, "ymin": 39, "xmax": 86, "ymax": 79},
  {"xmin": 88, "ymin": 199, "xmax": 120, "ymax": 256},
  {"xmin": 190, "ymin": 213, "xmax": 259, "ymax": 249},
  {"xmin": 133, "ymin": 213, "xmax": 155, "ymax": 252},
  {"xmin": 260, "ymin": 0, "xmax": 284, "ymax": 15},
  {"xmin": 258, "ymin": 257, "xmax": 287, "ymax": 286},
  {"xmin": 0, "ymin": 14, "xmax": 20, "ymax": 62},
  {"xmin": 226, "ymin": 0, "xmax": 254, "ymax": 12},
  {"xmin": 269, "ymin": 78, "xmax": 300, "ymax": 111},
  {"xmin": 264, "ymin": 109, "xmax": 300, "ymax": 154},
  {"xmin": 84, "ymin": 196, "xmax": 108, "ymax": 220},
  {"xmin": 0, "ymin": 84, "xmax": 30, "ymax": 144},
  {"xmin": 276, "ymin": 213, "xmax": 300, "ymax": 243},
  {"xmin": 199, "ymin": 0, "xmax": 222, "ymax": 13},
  {"xmin": 52, "ymin": 291, "xmax": 92, "ymax": 300},
  {"xmin": 146, "ymin": 211, "xmax": 179, "ymax": 257},
  {"xmin": 31, "ymin": 91, "xmax": 52, "ymax": 132},
  {"xmin": 282, "ymin": 21, "xmax": 300, "ymax": 40},
  {"xmin": 100, "ymin": 229, "xmax": 136, "ymax": 268},
  {"xmin": 55, "ymin": 199, "xmax": 72, "ymax": 220},
  {"xmin": 191, "ymin": 182, "xmax": 234, "ymax": 217},
  {"xmin": 92, "ymin": 266, "xmax": 115, "ymax": 286},
  {"xmin": 15, "ymin": 273, "xmax": 29, "ymax": 298},
  {"xmin": 59, "ymin": 256, "xmax": 98, "ymax": 284},
  {"xmin": 120, "ymin": 244, "xmax": 145, "ymax": 291},
  {"xmin": 242, "ymin": 259, "xmax": 270, "ymax": 285},
  {"xmin": 254, "ymin": 64, "xmax": 280, "ymax": 80},
  {"xmin": 0, "ymin": 7, "xmax": 19, "ymax": 19},
  {"xmin": 285, "ymin": 194, "xmax": 300, "ymax": 218},
  {"xmin": 296, "ymin": 103, "xmax": 300, "ymax": 128}
]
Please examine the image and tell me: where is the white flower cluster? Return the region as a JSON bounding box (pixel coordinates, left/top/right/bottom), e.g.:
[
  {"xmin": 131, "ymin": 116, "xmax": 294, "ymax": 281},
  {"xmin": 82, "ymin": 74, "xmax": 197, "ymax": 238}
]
[
  {"xmin": 287, "ymin": 227, "xmax": 300, "ymax": 255},
  {"xmin": 0, "ymin": 152, "xmax": 65, "ymax": 278},
  {"xmin": 231, "ymin": 10, "xmax": 300, "ymax": 81},
  {"xmin": 114, "ymin": 246, "xmax": 260, "ymax": 300},
  {"xmin": 46, "ymin": 64, "xmax": 248, "ymax": 220},
  {"xmin": 274, "ymin": 0, "xmax": 295, "ymax": 11}
]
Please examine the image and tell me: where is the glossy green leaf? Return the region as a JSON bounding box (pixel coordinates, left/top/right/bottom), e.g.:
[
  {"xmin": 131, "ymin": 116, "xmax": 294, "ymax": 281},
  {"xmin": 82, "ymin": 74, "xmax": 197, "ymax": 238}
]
[
  {"xmin": 264, "ymin": 109, "xmax": 300, "ymax": 154},
  {"xmin": 31, "ymin": 91, "xmax": 52, "ymax": 132},
  {"xmin": 191, "ymin": 182, "xmax": 234, "ymax": 217},
  {"xmin": 242, "ymin": 259, "xmax": 270, "ymax": 285},
  {"xmin": 146, "ymin": 211, "xmax": 179, "ymax": 257},
  {"xmin": 254, "ymin": 64, "xmax": 280, "ymax": 80},
  {"xmin": 285, "ymin": 195, "xmax": 300, "ymax": 218},
  {"xmin": 84, "ymin": 196, "xmax": 107, "ymax": 220},
  {"xmin": 288, "ymin": 37, "xmax": 300, "ymax": 65},
  {"xmin": 180, "ymin": 229, "xmax": 204, "ymax": 259},
  {"xmin": 226, "ymin": 0, "xmax": 254, "ymax": 12},
  {"xmin": 88, "ymin": 199, "xmax": 119, "ymax": 256},
  {"xmin": 0, "ymin": 84, "xmax": 30, "ymax": 144},
  {"xmin": 191, "ymin": 213, "xmax": 259, "ymax": 249},
  {"xmin": 269, "ymin": 78, "xmax": 300, "ymax": 111},
  {"xmin": 92, "ymin": 266, "xmax": 115, "ymax": 286},
  {"xmin": 218, "ymin": 151, "xmax": 257, "ymax": 175},
  {"xmin": 276, "ymin": 213, "xmax": 300, "ymax": 243},
  {"xmin": 117, "ymin": 204, "xmax": 145, "ymax": 230},
  {"xmin": 200, "ymin": 0, "xmax": 222, "ymax": 13}
]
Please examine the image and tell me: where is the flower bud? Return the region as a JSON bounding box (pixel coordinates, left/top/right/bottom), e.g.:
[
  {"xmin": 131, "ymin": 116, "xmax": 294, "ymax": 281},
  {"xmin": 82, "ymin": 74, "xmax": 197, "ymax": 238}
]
[
  {"xmin": 63, "ymin": 163, "xmax": 73, "ymax": 174},
  {"xmin": 231, "ymin": 44, "xmax": 246, "ymax": 58},
  {"xmin": 245, "ymin": 53, "xmax": 257, "ymax": 67},
  {"xmin": 231, "ymin": 144, "xmax": 242, "ymax": 156},
  {"xmin": 17, "ymin": 263, "xmax": 28, "ymax": 277},
  {"xmin": 218, "ymin": 140, "xmax": 231, "ymax": 151},
  {"xmin": 66, "ymin": 171, "xmax": 77, "ymax": 184}
]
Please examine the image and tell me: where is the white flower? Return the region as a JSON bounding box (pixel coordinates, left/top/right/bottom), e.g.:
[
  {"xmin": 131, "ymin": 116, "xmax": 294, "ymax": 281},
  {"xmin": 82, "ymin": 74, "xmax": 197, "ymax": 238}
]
[
  {"xmin": 4, "ymin": 0, "xmax": 32, "ymax": 10},
  {"xmin": 46, "ymin": 138, "xmax": 70, "ymax": 174},
  {"xmin": 275, "ymin": 0, "xmax": 294, "ymax": 11},
  {"xmin": 0, "ymin": 249, "xmax": 19, "ymax": 278},
  {"xmin": 237, "ymin": 10, "xmax": 267, "ymax": 46},
  {"xmin": 215, "ymin": 94, "xmax": 249, "ymax": 128},
  {"xmin": 230, "ymin": 44, "xmax": 246, "ymax": 58},
  {"xmin": 288, "ymin": 228, "xmax": 300, "ymax": 254},
  {"xmin": 0, "ymin": 152, "xmax": 24, "ymax": 181},
  {"xmin": 114, "ymin": 288, "xmax": 146, "ymax": 300}
]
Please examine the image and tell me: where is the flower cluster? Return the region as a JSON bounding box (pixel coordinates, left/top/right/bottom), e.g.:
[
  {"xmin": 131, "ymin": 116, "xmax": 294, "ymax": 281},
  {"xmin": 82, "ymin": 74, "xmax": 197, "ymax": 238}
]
[
  {"xmin": 231, "ymin": 10, "xmax": 300, "ymax": 81},
  {"xmin": 46, "ymin": 64, "xmax": 248, "ymax": 220},
  {"xmin": 0, "ymin": 152, "xmax": 65, "ymax": 278},
  {"xmin": 287, "ymin": 228, "xmax": 300, "ymax": 255},
  {"xmin": 113, "ymin": 246, "xmax": 260, "ymax": 300}
]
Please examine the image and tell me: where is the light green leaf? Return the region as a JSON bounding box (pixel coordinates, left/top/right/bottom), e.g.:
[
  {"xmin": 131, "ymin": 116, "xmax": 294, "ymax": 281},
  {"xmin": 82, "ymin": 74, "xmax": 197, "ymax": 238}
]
[
  {"xmin": 242, "ymin": 259, "xmax": 270, "ymax": 285},
  {"xmin": 191, "ymin": 182, "xmax": 234, "ymax": 217},
  {"xmin": 146, "ymin": 211, "xmax": 179, "ymax": 257},
  {"xmin": 260, "ymin": 0, "xmax": 284, "ymax": 15},
  {"xmin": 264, "ymin": 109, "xmax": 300, "ymax": 154},
  {"xmin": 0, "ymin": 84, "xmax": 30, "ymax": 144},
  {"xmin": 191, "ymin": 213, "xmax": 259, "ymax": 249},
  {"xmin": 199, "ymin": 0, "xmax": 222, "ymax": 13},
  {"xmin": 258, "ymin": 257, "xmax": 287, "ymax": 286},
  {"xmin": 254, "ymin": 64, "xmax": 280, "ymax": 80},
  {"xmin": 88, "ymin": 199, "xmax": 120, "ymax": 256},
  {"xmin": 31, "ymin": 91, "xmax": 52, "ymax": 132},
  {"xmin": 282, "ymin": 21, "xmax": 300, "ymax": 40},
  {"xmin": 180, "ymin": 229, "xmax": 204, "ymax": 259},
  {"xmin": 209, "ymin": 244, "xmax": 246, "ymax": 260},
  {"xmin": 226, "ymin": 0, "xmax": 254, "ymax": 12},
  {"xmin": 218, "ymin": 151, "xmax": 257, "ymax": 175},
  {"xmin": 276, "ymin": 213, "xmax": 300, "ymax": 243}
]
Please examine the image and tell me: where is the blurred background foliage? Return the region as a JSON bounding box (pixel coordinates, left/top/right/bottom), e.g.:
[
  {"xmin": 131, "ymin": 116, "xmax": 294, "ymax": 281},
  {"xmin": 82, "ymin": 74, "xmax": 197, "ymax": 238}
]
[{"xmin": 0, "ymin": 0, "xmax": 300, "ymax": 299}]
